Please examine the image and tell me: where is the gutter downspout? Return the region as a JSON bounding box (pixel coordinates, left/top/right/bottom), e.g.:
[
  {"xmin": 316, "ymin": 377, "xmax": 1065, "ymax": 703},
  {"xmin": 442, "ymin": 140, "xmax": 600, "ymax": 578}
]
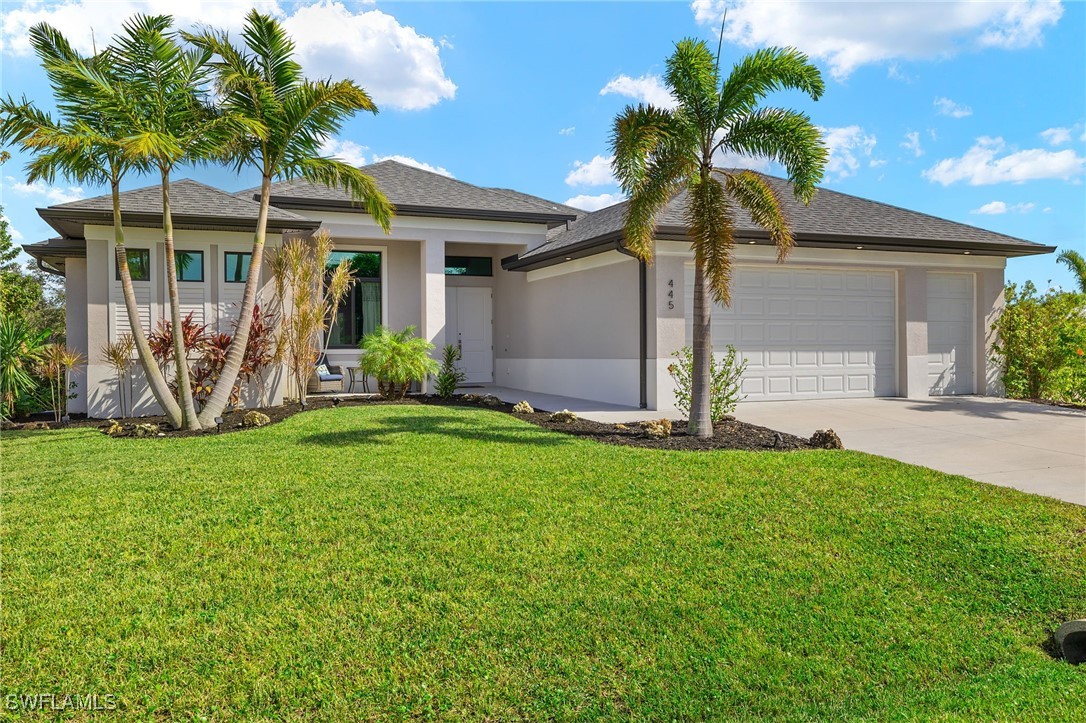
[{"xmin": 616, "ymin": 241, "xmax": 648, "ymax": 409}]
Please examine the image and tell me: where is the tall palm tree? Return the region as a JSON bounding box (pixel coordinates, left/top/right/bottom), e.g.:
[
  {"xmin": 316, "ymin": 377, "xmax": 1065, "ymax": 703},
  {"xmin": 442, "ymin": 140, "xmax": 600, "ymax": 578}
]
[
  {"xmin": 0, "ymin": 24, "xmax": 184, "ymax": 427},
  {"xmin": 185, "ymin": 11, "xmax": 393, "ymax": 427},
  {"xmin": 612, "ymin": 40, "xmax": 827, "ymax": 437},
  {"xmin": 74, "ymin": 15, "xmax": 260, "ymax": 430},
  {"xmin": 1057, "ymin": 249, "xmax": 1086, "ymax": 293}
]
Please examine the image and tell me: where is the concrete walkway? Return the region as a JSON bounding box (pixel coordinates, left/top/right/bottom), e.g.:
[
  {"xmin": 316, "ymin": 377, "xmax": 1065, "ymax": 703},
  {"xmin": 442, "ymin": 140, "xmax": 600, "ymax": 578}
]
[{"xmin": 473, "ymin": 386, "xmax": 1085, "ymax": 506}]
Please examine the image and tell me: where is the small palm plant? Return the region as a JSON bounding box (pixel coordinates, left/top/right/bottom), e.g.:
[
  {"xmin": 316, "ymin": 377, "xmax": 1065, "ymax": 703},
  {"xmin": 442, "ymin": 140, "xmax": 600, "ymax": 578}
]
[
  {"xmin": 101, "ymin": 333, "xmax": 136, "ymax": 418},
  {"xmin": 0, "ymin": 314, "xmax": 49, "ymax": 419},
  {"xmin": 359, "ymin": 326, "xmax": 439, "ymax": 400},
  {"xmin": 1057, "ymin": 249, "xmax": 1086, "ymax": 294},
  {"xmin": 37, "ymin": 343, "xmax": 84, "ymax": 423},
  {"xmin": 434, "ymin": 344, "xmax": 466, "ymax": 398}
]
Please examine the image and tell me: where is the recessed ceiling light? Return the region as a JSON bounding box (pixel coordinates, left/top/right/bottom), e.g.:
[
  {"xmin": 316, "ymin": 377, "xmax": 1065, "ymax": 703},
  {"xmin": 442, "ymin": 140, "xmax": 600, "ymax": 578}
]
[
  {"xmin": 963, "ymin": 251, "xmax": 971, "ymax": 255},
  {"xmin": 748, "ymin": 241, "xmax": 756, "ymax": 245},
  {"xmin": 564, "ymin": 256, "xmax": 572, "ymax": 261},
  {"xmin": 856, "ymin": 246, "xmax": 864, "ymax": 250}
]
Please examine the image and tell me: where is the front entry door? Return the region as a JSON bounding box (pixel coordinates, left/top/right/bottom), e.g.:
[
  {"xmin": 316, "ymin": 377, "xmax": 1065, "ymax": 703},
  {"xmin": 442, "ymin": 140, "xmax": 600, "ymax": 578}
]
[{"xmin": 445, "ymin": 287, "xmax": 493, "ymax": 383}]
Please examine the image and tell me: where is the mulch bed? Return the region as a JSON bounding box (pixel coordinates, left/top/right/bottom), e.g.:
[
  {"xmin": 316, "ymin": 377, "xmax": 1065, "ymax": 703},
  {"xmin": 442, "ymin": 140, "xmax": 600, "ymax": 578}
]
[{"xmin": 3, "ymin": 393, "xmax": 827, "ymax": 452}]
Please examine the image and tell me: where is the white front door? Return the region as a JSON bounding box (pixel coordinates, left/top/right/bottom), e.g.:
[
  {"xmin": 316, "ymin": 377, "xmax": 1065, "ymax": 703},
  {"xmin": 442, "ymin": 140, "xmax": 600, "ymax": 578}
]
[
  {"xmin": 927, "ymin": 272, "xmax": 975, "ymax": 395},
  {"xmin": 445, "ymin": 287, "xmax": 493, "ymax": 384}
]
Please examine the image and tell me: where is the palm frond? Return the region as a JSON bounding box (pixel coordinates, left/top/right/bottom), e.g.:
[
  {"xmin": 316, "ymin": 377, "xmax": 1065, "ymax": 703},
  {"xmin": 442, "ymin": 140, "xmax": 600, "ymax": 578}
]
[
  {"xmin": 717, "ymin": 169, "xmax": 792, "ymax": 261},
  {"xmin": 718, "ymin": 107, "xmax": 827, "ymax": 203},
  {"xmin": 717, "ymin": 46, "xmax": 825, "ymax": 121},
  {"xmin": 289, "ymin": 157, "xmax": 394, "ymax": 232},
  {"xmin": 665, "ymin": 38, "xmax": 720, "ymax": 134},
  {"xmin": 1057, "ymin": 249, "xmax": 1086, "ymax": 293},
  {"xmin": 685, "ymin": 173, "xmax": 736, "ymax": 306}
]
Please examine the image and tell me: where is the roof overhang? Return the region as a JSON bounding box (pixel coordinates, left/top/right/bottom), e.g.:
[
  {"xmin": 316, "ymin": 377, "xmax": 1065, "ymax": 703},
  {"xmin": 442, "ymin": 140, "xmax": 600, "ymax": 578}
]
[
  {"xmin": 264, "ymin": 195, "xmax": 578, "ymax": 229},
  {"xmin": 38, "ymin": 207, "xmax": 321, "ymax": 238},
  {"xmin": 503, "ymin": 225, "xmax": 1056, "ymax": 272},
  {"xmin": 22, "ymin": 237, "xmax": 87, "ymax": 275}
]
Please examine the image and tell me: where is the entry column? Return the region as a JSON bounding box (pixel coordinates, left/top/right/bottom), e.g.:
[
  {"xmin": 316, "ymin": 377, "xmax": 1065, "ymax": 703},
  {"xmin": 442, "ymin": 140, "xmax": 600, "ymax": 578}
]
[{"xmin": 420, "ymin": 237, "xmax": 446, "ymax": 392}]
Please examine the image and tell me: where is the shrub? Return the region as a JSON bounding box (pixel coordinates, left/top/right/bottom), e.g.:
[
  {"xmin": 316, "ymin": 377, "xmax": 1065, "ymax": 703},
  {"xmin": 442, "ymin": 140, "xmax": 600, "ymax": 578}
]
[
  {"xmin": 101, "ymin": 334, "xmax": 136, "ymax": 418},
  {"xmin": 992, "ymin": 282, "xmax": 1086, "ymax": 404},
  {"xmin": 434, "ymin": 344, "xmax": 466, "ymax": 398},
  {"xmin": 668, "ymin": 345, "xmax": 748, "ymax": 422},
  {"xmin": 0, "ymin": 314, "xmax": 49, "ymax": 419},
  {"xmin": 359, "ymin": 326, "xmax": 439, "ymax": 399},
  {"xmin": 37, "ymin": 343, "xmax": 84, "ymax": 422}
]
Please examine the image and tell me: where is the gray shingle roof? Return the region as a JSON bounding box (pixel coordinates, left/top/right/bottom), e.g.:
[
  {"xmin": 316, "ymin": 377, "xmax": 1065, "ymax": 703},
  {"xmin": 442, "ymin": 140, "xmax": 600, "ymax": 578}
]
[
  {"xmin": 42, "ymin": 178, "xmax": 315, "ymax": 229},
  {"xmin": 516, "ymin": 171, "xmax": 1054, "ymax": 265},
  {"xmin": 245, "ymin": 160, "xmax": 579, "ymax": 225}
]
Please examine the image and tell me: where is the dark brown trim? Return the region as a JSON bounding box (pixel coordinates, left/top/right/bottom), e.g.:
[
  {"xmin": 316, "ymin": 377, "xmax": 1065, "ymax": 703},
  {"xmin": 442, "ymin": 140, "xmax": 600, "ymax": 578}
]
[
  {"xmin": 38, "ymin": 207, "xmax": 321, "ymax": 236},
  {"xmin": 266, "ymin": 196, "xmax": 578, "ymax": 228}
]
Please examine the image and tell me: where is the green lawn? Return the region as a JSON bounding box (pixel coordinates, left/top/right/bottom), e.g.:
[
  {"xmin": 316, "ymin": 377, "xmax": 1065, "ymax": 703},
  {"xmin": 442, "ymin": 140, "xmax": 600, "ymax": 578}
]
[{"xmin": 2, "ymin": 405, "xmax": 1084, "ymax": 719}]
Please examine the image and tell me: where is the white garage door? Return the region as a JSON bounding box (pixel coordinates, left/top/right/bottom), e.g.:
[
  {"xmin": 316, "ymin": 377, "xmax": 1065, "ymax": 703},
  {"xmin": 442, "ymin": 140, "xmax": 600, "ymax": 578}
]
[
  {"xmin": 927, "ymin": 272, "xmax": 974, "ymax": 395},
  {"xmin": 685, "ymin": 266, "xmax": 897, "ymax": 400}
]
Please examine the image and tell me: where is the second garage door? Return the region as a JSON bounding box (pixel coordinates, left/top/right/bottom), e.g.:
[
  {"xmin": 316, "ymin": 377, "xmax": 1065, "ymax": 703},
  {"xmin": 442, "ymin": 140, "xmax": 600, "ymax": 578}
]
[{"xmin": 686, "ymin": 265, "xmax": 897, "ymax": 401}]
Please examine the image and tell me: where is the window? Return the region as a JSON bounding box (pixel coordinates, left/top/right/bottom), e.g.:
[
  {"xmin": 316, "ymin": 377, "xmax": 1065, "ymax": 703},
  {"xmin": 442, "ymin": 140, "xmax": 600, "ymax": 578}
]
[
  {"xmin": 115, "ymin": 249, "xmax": 150, "ymax": 281},
  {"xmin": 326, "ymin": 251, "xmax": 381, "ymax": 348},
  {"xmin": 175, "ymin": 250, "xmax": 204, "ymax": 282},
  {"xmin": 445, "ymin": 255, "xmax": 493, "ymax": 277},
  {"xmin": 224, "ymin": 252, "xmax": 251, "ymax": 283}
]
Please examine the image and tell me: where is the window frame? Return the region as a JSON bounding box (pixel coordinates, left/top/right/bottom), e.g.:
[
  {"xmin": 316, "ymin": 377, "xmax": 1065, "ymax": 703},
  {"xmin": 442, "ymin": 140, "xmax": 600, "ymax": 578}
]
[
  {"xmin": 175, "ymin": 250, "xmax": 205, "ymax": 283},
  {"xmin": 115, "ymin": 248, "xmax": 150, "ymax": 282},
  {"xmin": 223, "ymin": 251, "xmax": 252, "ymax": 284},
  {"xmin": 326, "ymin": 250, "xmax": 383, "ymax": 349},
  {"xmin": 444, "ymin": 255, "xmax": 493, "ymax": 277}
]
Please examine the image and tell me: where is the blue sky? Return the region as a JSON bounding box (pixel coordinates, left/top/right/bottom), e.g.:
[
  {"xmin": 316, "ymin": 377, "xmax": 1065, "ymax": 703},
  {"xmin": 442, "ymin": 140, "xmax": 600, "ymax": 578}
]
[{"xmin": 2, "ymin": 1, "xmax": 1083, "ymax": 288}]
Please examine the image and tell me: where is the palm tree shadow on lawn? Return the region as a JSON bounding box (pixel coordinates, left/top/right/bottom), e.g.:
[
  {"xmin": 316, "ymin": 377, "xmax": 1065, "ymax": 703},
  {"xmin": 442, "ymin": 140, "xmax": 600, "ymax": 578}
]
[{"xmin": 297, "ymin": 414, "xmax": 573, "ymax": 448}]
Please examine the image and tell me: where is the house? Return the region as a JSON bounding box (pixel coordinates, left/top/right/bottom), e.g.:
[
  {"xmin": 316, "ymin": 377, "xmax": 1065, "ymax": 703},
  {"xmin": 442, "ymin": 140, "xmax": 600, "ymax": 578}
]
[{"xmin": 24, "ymin": 160, "xmax": 1054, "ymax": 418}]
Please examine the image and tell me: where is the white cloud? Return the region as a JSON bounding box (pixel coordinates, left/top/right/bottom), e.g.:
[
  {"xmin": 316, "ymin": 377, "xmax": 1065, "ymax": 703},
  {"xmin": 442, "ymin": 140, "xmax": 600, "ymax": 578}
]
[
  {"xmin": 370, "ymin": 154, "xmax": 452, "ymax": 178},
  {"xmin": 283, "ymin": 2, "xmax": 455, "ymax": 111},
  {"xmin": 319, "ymin": 138, "xmax": 370, "ymax": 167},
  {"xmin": 934, "ymin": 97, "xmax": 972, "ymax": 118},
  {"xmin": 714, "ymin": 152, "xmax": 773, "ymax": 173},
  {"xmin": 970, "ymin": 200, "xmax": 1036, "ymax": 215},
  {"xmin": 901, "ymin": 131, "xmax": 924, "ymax": 157},
  {"xmin": 7, "ymin": 177, "xmax": 85, "ymax": 204},
  {"xmin": 564, "ymin": 193, "xmax": 625, "ymax": 212},
  {"xmin": 559, "ymin": 127, "xmax": 575, "ymax": 136},
  {"xmin": 869, "ymin": 158, "xmax": 887, "ymax": 168},
  {"xmin": 1, "ymin": 215, "xmax": 24, "ymax": 241},
  {"xmin": 886, "ymin": 63, "xmax": 915, "ymax": 83},
  {"xmin": 600, "ymin": 74, "xmax": 677, "ymax": 109},
  {"xmin": 691, "ymin": 0, "xmax": 1063, "ymax": 80},
  {"xmin": 924, "ymin": 136, "xmax": 1086, "ymax": 185},
  {"xmin": 820, "ymin": 125, "xmax": 877, "ymax": 179},
  {"xmin": 1040, "ymin": 127, "xmax": 1072, "ymax": 145},
  {"xmin": 565, "ymin": 155, "xmax": 615, "ymax": 187},
  {"xmin": 2, "ymin": 1, "xmax": 454, "ymax": 112}
]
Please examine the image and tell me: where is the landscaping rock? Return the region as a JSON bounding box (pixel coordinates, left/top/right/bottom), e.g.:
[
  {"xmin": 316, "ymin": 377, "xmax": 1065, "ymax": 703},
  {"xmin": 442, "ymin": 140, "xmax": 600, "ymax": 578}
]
[
  {"xmin": 613, "ymin": 423, "xmax": 629, "ymax": 431},
  {"xmin": 132, "ymin": 423, "xmax": 159, "ymax": 438},
  {"xmin": 243, "ymin": 411, "xmax": 271, "ymax": 428},
  {"xmin": 0, "ymin": 419, "xmax": 18, "ymax": 431},
  {"xmin": 512, "ymin": 400, "xmax": 534, "ymax": 414},
  {"xmin": 104, "ymin": 419, "xmax": 125, "ymax": 437},
  {"xmin": 22, "ymin": 421, "xmax": 50, "ymax": 431},
  {"xmin": 810, "ymin": 429, "xmax": 844, "ymax": 449},
  {"xmin": 640, "ymin": 418, "xmax": 672, "ymax": 438},
  {"xmin": 479, "ymin": 394, "xmax": 502, "ymax": 407},
  {"xmin": 461, "ymin": 393, "xmax": 480, "ymax": 402},
  {"xmin": 549, "ymin": 409, "xmax": 577, "ymax": 424}
]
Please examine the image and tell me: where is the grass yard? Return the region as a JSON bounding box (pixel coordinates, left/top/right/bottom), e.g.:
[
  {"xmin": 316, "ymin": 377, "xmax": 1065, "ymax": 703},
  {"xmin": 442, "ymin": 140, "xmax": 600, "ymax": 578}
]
[{"xmin": 2, "ymin": 405, "xmax": 1084, "ymax": 719}]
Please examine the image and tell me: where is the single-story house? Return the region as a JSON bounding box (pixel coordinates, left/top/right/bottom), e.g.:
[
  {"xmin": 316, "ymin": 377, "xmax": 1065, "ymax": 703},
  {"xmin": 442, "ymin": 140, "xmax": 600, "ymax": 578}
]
[{"xmin": 24, "ymin": 160, "xmax": 1054, "ymax": 418}]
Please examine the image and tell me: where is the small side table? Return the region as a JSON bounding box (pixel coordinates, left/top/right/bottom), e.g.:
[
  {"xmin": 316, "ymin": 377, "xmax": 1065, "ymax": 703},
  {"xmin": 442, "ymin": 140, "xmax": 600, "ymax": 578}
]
[{"xmin": 346, "ymin": 366, "xmax": 369, "ymax": 393}]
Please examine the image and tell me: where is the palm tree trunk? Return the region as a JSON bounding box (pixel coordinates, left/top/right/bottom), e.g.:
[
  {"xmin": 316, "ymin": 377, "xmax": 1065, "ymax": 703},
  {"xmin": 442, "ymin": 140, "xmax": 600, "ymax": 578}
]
[
  {"xmin": 112, "ymin": 181, "xmax": 183, "ymax": 427},
  {"xmin": 198, "ymin": 174, "xmax": 272, "ymax": 426},
  {"xmin": 688, "ymin": 255, "xmax": 713, "ymax": 438},
  {"xmin": 160, "ymin": 171, "xmax": 200, "ymax": 430}
]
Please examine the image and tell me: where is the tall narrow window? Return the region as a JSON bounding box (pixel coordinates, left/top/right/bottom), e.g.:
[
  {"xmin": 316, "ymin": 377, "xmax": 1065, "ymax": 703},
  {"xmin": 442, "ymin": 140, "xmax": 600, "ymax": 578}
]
[
  {"xmin": 175, "ymin": 250, "xmax": 204, "ymax": 282},
  {"xmin": 115, "ymin": 249, "xmax": 150, "ymax": 281},
  {"xmin": 326, "ymin": 251, "xmax": 381, "ymax": 348},
  {"xmin": 224, "ymin": 251, "xmax": 251, "ymax": 283}
]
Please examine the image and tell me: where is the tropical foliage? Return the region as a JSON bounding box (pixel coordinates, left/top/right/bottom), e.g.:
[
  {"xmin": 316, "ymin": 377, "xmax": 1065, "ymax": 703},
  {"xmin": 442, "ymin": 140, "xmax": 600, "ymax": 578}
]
[
  {"xmin": 668, "ymin": 344, "xmax": 747, "ymax": 422},
  {"xmin": 359, "ymin": 326, "xmax": 439, "ymax": 399},
  {"xmin": 435, "ymin": 343, "xmax": 466, "ymax": 398},
  {"xmin": 270, "ymin": 232, "xmax": 355, "ymax": 406},
  {"xmin": 611, "ymin": 39, "xmax": 826, "ymax": 436},
  {"xmin": 992, "ymin": 281, "xmax": 1086, "ymax": 404},
  {"xmin": 1057, "ymin": 249, "xmax": 1086, "ymax": 293},
  {"xmin": 101, "ymin": 334, "xmax": 136, "ymax": 418},
  {"xmin": 0, "ymin": 315, "xmax": 49, "ymax": 419},
  {"xmin": 37, "ymin": 343, "xmax": 84, "ymax": 423},
  {"xmin": 184, "ymin": 10, "xmax": 393, "ymax": 427}
]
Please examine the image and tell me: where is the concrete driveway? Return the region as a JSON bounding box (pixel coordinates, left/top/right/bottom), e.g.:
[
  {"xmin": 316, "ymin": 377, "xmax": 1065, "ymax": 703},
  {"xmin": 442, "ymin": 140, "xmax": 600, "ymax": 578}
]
[{"xmin": 736, "ymin": 396, "xmax": 1085, "ymax": 505}]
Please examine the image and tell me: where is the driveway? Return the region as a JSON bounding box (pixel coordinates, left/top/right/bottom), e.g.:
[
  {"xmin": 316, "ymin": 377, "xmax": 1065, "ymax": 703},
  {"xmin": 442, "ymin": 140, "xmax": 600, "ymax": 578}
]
[{"xmin": 735, "ymin": 396, "xmax": 1085, "ymax": 505}]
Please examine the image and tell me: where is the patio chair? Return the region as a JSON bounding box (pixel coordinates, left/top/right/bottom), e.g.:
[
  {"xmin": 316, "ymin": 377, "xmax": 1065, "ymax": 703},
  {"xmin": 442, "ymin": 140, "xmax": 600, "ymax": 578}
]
[{"xmin": 307, "ymin": 358, "xmax": 344, "ymax": 394}]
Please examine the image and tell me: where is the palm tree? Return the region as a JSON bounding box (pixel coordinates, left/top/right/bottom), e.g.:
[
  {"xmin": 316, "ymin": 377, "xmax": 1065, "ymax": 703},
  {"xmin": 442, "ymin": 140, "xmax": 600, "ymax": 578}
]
[
  {"xmin": 0, "ymin": 24, "xmax": 184, "ymax": 427},
  {"xmin": 1057, "ymin": 249, "xmax": 1086, "ymax": 293},
  {"xmin": 184, "ymin": 11, "xmax": 394, "ymax": 427},
  {"xmin": 76, "ymin": 15, "xmax": 260, "ymax": 430},
  {"xmin": 611, "ymin": 40, "xmax": 827, "ymax": 437}
]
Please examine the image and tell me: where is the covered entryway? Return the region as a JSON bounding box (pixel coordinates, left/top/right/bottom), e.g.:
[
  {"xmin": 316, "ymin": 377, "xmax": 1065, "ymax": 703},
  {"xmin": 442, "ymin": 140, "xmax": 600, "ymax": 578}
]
[
  {"xmin": 927, "ymin": 272, "xmax": 975, "ymax": 395},
  {"xmin": 445, "ymin": 287, "xmax": 493, "ymax": 383},
  {"xmin": 686, "ymin": 265, "xmax": 897, "ymax": 401}
]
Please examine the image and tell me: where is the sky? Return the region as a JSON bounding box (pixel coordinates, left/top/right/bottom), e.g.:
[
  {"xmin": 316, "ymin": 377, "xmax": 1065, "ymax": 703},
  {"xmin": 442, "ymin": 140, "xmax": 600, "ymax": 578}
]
[{"xmin": 1, "ymin": 0, "xmax": 1083, "ymax": 289}]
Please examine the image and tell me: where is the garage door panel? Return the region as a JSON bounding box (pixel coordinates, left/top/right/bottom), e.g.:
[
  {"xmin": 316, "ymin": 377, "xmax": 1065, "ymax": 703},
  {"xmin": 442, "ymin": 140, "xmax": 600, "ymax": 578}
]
[
  {"xmin": 927, "ymin": 272, "xmax": 974, "ymax": 395},
  {"xmin": 686, "ymin": 265, "xmax": 897, "ymax": 401}
]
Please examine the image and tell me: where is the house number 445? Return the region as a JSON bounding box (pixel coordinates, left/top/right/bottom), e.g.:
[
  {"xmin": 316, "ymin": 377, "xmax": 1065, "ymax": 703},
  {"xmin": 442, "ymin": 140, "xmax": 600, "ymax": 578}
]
[{"xmin": 667, "ymin": 279, "xmax": 674, "ymax": 309}]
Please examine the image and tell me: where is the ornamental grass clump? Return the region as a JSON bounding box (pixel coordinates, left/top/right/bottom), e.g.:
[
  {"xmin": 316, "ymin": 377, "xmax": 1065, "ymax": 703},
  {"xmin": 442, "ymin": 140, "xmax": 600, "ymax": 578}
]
[
  {"xmin": 101, "ymin": 334, "xmax": 136, "ymax": 418},
  {"xmin": 36, "ymin": 343, "xmax": 84, "ymax": 423},
  {"xmin": 359, "ymin": 326, "xmax": 438, "ymax": 399}
]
